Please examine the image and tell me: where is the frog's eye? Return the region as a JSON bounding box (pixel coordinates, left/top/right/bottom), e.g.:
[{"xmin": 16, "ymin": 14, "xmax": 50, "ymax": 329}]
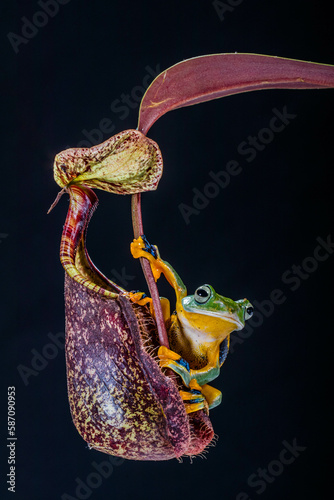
[
  {"xmin": 245, "ymin": 306, "xmax": 254, "ymax": 320},
  {"xmin": 194, "ymin": 285, "xmax": 212, "ymax": 304}
]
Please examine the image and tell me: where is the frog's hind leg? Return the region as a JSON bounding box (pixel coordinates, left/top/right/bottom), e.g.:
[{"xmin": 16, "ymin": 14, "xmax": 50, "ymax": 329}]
[{"xmin": 200, "ymin": 384, "xmax": 222, "ymax": 410}]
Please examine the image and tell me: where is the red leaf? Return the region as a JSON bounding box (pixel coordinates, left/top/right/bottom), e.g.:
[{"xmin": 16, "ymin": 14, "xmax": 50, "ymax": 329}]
[{"xmin": 138, "ymin": 53, "xmax": 334, "ymax": 134}]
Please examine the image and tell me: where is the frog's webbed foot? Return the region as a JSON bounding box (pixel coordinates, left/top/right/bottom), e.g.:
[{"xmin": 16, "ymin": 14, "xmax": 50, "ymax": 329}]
[
  {"xmin": 140, "ymin": 234, "xmax": 158, "ymax": 258},
  {"xmin": 181, "ymin": 382, "xmax": 222, "ymax": 412},
  {"xmin": 131, "ymin": 234, "xmax": 158, "ymax": 259},
  {"xmin": 181, "ymin": 380, "xmax": 221, "ymax": 412},
  {"xmin": 130, "ymin": 235, "xmax": 162, "ymax": 281},
  {"xmin": 158, "ymin": 346, "xmax": 192, "ymax": 387},
  {"xmin": 124, "ymin": 290, "xmax": 152, "ymax": 306},
  {"xmin": 179, "ymin": 387, "xmax": 209, "ymax": 415}
]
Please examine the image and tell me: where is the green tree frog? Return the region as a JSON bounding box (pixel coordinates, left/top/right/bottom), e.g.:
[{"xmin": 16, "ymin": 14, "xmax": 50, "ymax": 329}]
[{"xmin": 129, "ymin": 236, "xmax": 253, "ymax": 414}]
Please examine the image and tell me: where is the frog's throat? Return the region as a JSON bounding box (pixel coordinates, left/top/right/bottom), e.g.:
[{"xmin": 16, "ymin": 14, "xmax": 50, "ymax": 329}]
[
  {"xmin": 176, "ymin": 314, "xmax": 238, "ymax": 349},
  {"xmin": 181, "ymin": 306, "xmax": 244, "ymax": 331}
]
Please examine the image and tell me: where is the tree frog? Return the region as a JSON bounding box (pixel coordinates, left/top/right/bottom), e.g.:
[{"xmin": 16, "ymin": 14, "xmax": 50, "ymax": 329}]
[{"xmin": 129, "ymin": 236, "xmax": 253, "ymax": 414}]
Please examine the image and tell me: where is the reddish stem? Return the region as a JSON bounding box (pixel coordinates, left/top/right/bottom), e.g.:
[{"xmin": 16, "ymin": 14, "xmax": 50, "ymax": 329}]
[{"xmin": 131, "ymin": 193, "xmax": 170, "ymax": 348}]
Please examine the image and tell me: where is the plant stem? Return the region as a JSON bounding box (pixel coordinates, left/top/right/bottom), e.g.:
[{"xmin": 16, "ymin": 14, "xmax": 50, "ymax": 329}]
[{"xmin": 131, "ymin": 193, "xmax": 169, "ymax": 348}]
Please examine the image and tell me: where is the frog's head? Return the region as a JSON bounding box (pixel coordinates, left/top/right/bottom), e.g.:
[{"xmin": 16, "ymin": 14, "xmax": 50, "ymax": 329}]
[{"xmin": 177, "ymin": 284, "xmax": 253, "ymax": 342}]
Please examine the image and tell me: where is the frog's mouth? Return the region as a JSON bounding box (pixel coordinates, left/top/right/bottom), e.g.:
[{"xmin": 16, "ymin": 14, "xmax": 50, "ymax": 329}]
[{"xmin": 176, "ymin": 309, "xmax": 244, "ymax": 342}]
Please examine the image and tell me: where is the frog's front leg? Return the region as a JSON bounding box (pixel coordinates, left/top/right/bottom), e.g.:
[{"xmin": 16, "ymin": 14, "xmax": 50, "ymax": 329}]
[
  {"xmin": 130, "ymin": 235, "xmax": 161, "ymax": 281},
  {"xmin": 130, "ymin": 235, "xmax": 187, "ymax": 303},
  {"xmin": 125, "ymin": 289, "xmax": 171, "ymax": 323}
]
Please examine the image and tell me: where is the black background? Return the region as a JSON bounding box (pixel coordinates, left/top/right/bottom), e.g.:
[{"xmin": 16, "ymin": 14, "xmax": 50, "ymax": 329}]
[{"xmin": 1, "ymin": 1, "xmax": 333, "ymax": 499}]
